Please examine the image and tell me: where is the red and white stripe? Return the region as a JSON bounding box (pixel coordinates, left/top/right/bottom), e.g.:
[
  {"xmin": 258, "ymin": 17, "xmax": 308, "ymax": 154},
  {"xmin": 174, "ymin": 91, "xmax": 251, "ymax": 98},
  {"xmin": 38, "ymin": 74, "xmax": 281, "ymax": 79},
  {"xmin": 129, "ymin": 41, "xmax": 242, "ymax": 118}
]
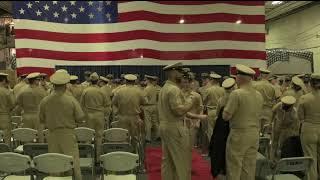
[{"xmin": 14, "ymin": 1, "xmax": 266, "ymax": 75}]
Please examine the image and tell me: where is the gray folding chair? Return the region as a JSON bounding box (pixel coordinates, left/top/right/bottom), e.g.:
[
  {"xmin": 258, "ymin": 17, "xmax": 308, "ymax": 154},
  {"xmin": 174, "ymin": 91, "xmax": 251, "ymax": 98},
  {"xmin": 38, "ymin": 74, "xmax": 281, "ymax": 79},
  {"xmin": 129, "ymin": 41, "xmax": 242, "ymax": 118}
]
[
  {"xmin": 0, "ymin": 152, "xmax": 32, "ymax": 180},
  {"xmin": 265, "ymin": 157, "xmax": 313, "ymax": 180},
  {"xmin": 102, "ymin": 128, "xmax": 132, "ymax": 154},
  {"xmin": 12, "ymin": 128, "xmax": 38, "ymax": 153},
  {"xmin": 11, "ymin": 116, "xmax": 23, "ymax": 129},
  {"xmin": 0, "ymin": 143, "xmax": 10, "ymax": 153},
  {"xmin": 74, "ymin": 127, "xmax": 95, "ymax": 143},
  {"xmin": 100, "ymin": 152, "xmax": 139, "ymax": 180},
  {"xmin": 33, "ymin": 153, "xmax": 74, "ymax": 180},
  {"xmin": 78, "ymin": 144, "xmax": 95, "ymax": 179},
  {"xmin": 23, "ymin": 143, "xmax": 49, "ymax": 158}
]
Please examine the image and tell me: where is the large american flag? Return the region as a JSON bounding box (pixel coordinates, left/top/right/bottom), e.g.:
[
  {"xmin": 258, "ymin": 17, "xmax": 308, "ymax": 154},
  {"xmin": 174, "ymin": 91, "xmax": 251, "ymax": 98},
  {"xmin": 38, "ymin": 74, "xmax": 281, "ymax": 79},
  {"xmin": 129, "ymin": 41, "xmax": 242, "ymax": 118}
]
[{"xmin": 13, "ymin": 1, "xmax": 266, "ymax": 75}]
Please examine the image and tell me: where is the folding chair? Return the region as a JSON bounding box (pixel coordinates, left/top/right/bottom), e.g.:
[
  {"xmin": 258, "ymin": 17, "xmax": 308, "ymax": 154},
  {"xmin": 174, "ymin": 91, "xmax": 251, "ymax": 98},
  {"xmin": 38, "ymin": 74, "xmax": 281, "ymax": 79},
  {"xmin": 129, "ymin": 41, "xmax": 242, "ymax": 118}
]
[
  {"xmin": 0, "ymin": 152, "xmax": 32, "ymax": 180},
  {"xmin": 265, "ymin": 157, "xmax": 313, "ymax": 180},
  {"xmin": 100, "ymin": 152, "xmax": 139, "ymax": 180},
  {"xmin": 23, "ymin": 143, "xmax": 48, "ymax": 158},
  {"xmin": 102, "ymin": 128, "xmax": 132, "ymax": 154},
  {"xmin": 12, "ymin": 128, "xmax": 38, "ymax": 153},
  {"xmin": 0, "ymin": 143, "xmax": 10, "ymax": 153},
  {"xmin": 11, "ymin": 116, "xmax": 22, "ymax": 129},
  {"xmin": 74, "ymin": 127, "xmax": 95, "ymax": 143},
  {"xmin": 33, "ymin": 153, "xmax": 74, "ymax": 180},
  {"xmin": 78, "ymin": 144, "xmax": 95, "ymax": 179},
  {"xmin": 110, "ymin": 121, "xmax": 119, "ymax": 128},
  {"xmin": 259, "ymin": 136, "xmax": 271, "ymax": 158}
]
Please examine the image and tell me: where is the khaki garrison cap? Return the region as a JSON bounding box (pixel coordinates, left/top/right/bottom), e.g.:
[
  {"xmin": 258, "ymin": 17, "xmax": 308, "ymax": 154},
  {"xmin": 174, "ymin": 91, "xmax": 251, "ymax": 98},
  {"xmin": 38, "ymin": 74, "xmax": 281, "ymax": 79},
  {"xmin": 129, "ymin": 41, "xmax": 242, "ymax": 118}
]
[
  {"xmin": 163, "ymin": 62, "xmax": 183, "ymax": 71},
  {"xmin": 90, "ymin": 72, "xmax": 99, "ymax": 81},
  {"xmin": 259, "ymin": 68, "xmax": 271, "ymax": 74},
  {"xmin": 0, "ymin": 73, "xmax": 8, "ymax": 76},
  {"xmin": 145, "ymin": 75, "xmax": 157, "ymax": 80},
  {"xmin": 100, "ymin": 76, "xmax": 108, "ymax": 82},
  {"xmin": 56, "ymin": 69, "xmax": 68, "ymax": 74},
  {"xmin": 281, "ymin": 96, "xmax": 296, "ymax": 105},
  {"xmin": 70, "ymin": 75, "xmax": 78, "ymax": 81},
  {"xmin": 235, "ymin": 64, "xmax": 256, "ymax": 76},
  {"xmin": 222, "ymin": 78, "xmax": 236, "ymax": 89},
  {"xmin": 311, "ymin": 73, "xmax": 320, "ymax": 80},
  {"xmin": 125, "ymin": 74, "xmax": 137, "ymax": 81},
  {"xmin": 26, "ymin": 72, "xmax": 41, "ymax": 79},
  {"xmin": 292, "ymin": 76, "xmax": 304, "ymax": 87},
  {"xmin": 209, "ymin": 73, "xmax": 222, "ymax": 79},
  {"xmin": 50, "ymin": 72, "xmax": 70, "ymax": 85}
]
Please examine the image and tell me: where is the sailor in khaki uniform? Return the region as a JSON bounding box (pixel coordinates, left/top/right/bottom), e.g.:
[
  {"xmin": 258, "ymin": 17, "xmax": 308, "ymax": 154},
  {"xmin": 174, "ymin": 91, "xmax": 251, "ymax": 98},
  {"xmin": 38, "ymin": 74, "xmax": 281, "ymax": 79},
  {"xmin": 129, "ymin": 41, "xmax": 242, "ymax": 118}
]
[
  {"xmin": 80, "ymin": 72, "xmax": 109, "ymax": 158},
  {"xmin": 198, "ymin": 72, "xmax": 210, "ymax": 98},
  {"xmin": 298, "ymin": 73, "xmax": 320, "ymax": 180},
  {"xmin": 158, "ymin": 62, "xmax": 194, "ymax": 180},
  {"xmin": 68, "ymin": 75, "xmax": 83, "ymax": 103},
  {"xmin": 283, "ymin": 76, "xmax": 305, "ymax": 106},
  {"xmin": 13, "ymin": 74, "xmax": 28, "ymax": 98},
  {"xmin": 16, "ymin": 72, "xmax": 47, "ymax": 142},
  {"xmin": 189, "ymin": 72, "xmax": 200, "ymax": 92},
  {"xmin": 143, "ymin": 75, "xmax": 160, "ymax": 142},
  {"xmin": 223, "ymin": 64, "xmax": 263, "ymax": 180},
  {"xmin": 0, "ymin": 73, "xmax": 15, "ymax": 145},
  {"xmin": 99, "ymin": 76, "xmax": 112, "ymax": 129},
  {"xmin": 39, "ymin": 71, "xmax": 84, "ymax": 180},
  {"xmin": 81, "ymin": 71, "xmax": 91, "ymax": 88},
  {"xmin": 270, "ymin": 96, "xmax": 299, "ymax": 161},
  {"xmin": 253, "ymin": 68, "xmax": 276, "ymax": 131},
  {"xmin": 112, "ymin": 74, "xmax": 146, "ymax": 145},
  {"xmin": 203, "ymin": 73, "xmax": 225, "ymax": 138}
]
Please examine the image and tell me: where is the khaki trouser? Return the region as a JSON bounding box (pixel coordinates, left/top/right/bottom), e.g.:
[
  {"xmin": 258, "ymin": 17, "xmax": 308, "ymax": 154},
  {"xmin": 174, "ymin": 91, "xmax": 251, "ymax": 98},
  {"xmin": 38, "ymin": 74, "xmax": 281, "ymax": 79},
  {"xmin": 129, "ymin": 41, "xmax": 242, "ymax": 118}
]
[
  {"xmin": 22, "ymin": 112, "xmax": 44, "ymax": 143},
  {"xmin": 301, "ymin": 122, "xmax": 320, "ymax": 180},
  {"xmin": 48, "ymin": 129, "xmax": 82, "ymax": 180},
  {"xmin": 118, "ymin": 115, "xmax": 142, "ymax": 151},
  {"xmin": 86, "ymin": 111, "xmax": 104, "ymax": 159},
  {"xmin": 260, "ymin": 107, "xmax": 273, "ymax": 132},
  {"xmin": 160, "ymin": 122, "xmax": 191, "ymax": 180},
  {"xmin": 207, "ymin": 109, "xmax": 217, "ymax": 139},
  {"xmin": 226, "ymin": 128, "xmax": 259, "ymax": 180},
  {"xmin": 0, "ymin": 114, "xmax": 11, "ymax": 145},
  {"xmin": 144, "ymin": 105, "xmax": 159, "ymax": 141}
]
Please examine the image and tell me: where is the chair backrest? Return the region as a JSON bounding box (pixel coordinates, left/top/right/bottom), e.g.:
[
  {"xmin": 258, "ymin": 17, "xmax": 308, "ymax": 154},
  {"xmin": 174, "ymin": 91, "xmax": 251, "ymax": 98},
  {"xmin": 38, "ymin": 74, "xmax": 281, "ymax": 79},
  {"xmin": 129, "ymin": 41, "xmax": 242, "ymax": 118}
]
[
  {"xmin": 12, "ymin": 128, "xmax": 38, "ymax": 142},
  {"xmin": 23, "ymin": 143, "xmax": 49, "ymax": 158},
  {"xmin": 78, "ymin": 144, "xmax": 94, "ymax": 158},
  {"xmin": 75, "ymin": 127, "xmax": 95, "ymax": 142},
  {"xmin": 110, "ymin": 121, "xmax": 119, "ymax": 128},
  {"xmin": 11, "ymin": 116, "xmax": 22, "ymax": 124},
  {"xmin": 0, "ymin": 152, "xmax": 31, "ymax": 173},
  {"xmin": 104, "ymin": 128, "xmax": 129, "ymax": 142},
  {"xmin": 100, "ymin": 152, "xmax": 139, "ymax": 172},
  {"xmin": 275, "ymin": 157, "xmax": 313, "ymax": 173},
  {"xmin": 0, "ymin": 143, "xmax": 10, "ymax": 153},
  {"xmin": 33, "ymin": 153, "xmax": 73, "ymax": 174},
  {"xmin": 102, "ymin": 143, "xmax": 132, "ymax": 154}
]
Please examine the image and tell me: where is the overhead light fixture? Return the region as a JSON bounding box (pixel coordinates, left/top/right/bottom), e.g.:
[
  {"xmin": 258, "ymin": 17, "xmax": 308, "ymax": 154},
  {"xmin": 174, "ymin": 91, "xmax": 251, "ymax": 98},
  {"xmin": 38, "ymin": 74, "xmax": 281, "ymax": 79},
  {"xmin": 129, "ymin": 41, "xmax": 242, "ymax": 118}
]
[
  {"xmin": 271, "ymin": 1, "xmax": 283, "ymax": 5},
  {"xmin": 179, "ymin": 19, "xmax": 185, "ymax": 24},
  {"xmin": 235, "ymin": 20, "xmax": 242, "ymax": 24}
]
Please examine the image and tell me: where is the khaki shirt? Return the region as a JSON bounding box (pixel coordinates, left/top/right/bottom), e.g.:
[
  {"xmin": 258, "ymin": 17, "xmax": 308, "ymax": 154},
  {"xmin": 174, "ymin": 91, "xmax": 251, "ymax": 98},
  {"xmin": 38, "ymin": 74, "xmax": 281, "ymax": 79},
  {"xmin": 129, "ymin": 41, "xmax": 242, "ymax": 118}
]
[
  {"xmin": 298, "ymin": 90, "xmax": 320, "ymax": 124},
  {"xmin": 17, "ymin": 85, "xmax": 48, "ymax": 113},
  {"xmin": 253, "ymin": 79, "xmax": 276, "ymax": 108},
  {"xmin": 216, "ymin": 91, "xmax": 231, "ymax": 120},
  {"xmin": 0, "ymin": 86, "xmax": 15, "ymax": 115},
  {"xmin": 81, "ymin": 81, "xmax": 91, "ymax": 88},
  {"xmin": 13, "ymin": 81, "xmax": 28, "ymax": 98},
  {"xmin": 158, "ymin": 80, "xmax": 193, "ymax": 123},
  {"xmin": 144, "ymin": 84, "xmax": 159, "ymax": 105},
  {"xmin": 204, "ymin": 84, "xmax": 225, "ymax": 110},
  {"xmin": 224, "ymin": 84, "xmax": 263, "ymax": 129},
  {"xmin": 39, "ymin": 90, "xmax": 84, "ymax": 130},
  {"xmin": 69, "ymin": 84, "xmax": 83, "ymax": 102},
  {"xmin": 111, "ymin": 84, "xmax": 126, "ymax": 97},
  {"xmin": 273, "ymin": 84, "xmax": 282, "ymax": 99},
  {"xmin": 81, "ymin": 85, "xmax": 109, "ymax": 113},
  {"xmin": 182, "ymin": 90, "xmax": 202, "ymax": 114},
  {"xmin": 112, "ymin": 85, "xmax": 146, "ymax": 116},
  {"xmin": 272, "ymin": 102, "xmax": 299, "ymax": 130}
]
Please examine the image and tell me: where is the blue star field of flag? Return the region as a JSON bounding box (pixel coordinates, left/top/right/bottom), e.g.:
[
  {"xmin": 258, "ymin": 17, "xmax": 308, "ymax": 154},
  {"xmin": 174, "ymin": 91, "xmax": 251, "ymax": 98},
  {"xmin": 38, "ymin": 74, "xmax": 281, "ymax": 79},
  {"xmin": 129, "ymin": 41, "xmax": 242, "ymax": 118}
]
[{"xmin": 12, "ymin": 1, "xmax": 118, "ymax": 24}]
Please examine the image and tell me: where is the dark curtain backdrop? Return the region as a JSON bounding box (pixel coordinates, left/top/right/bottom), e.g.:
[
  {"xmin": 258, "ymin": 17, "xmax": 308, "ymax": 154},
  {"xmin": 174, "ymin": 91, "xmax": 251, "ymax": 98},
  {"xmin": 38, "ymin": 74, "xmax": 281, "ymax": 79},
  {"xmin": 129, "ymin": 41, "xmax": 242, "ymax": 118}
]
[{"xmin": 56, "ymin": 65, "xmax": 230, "ymax": 84}]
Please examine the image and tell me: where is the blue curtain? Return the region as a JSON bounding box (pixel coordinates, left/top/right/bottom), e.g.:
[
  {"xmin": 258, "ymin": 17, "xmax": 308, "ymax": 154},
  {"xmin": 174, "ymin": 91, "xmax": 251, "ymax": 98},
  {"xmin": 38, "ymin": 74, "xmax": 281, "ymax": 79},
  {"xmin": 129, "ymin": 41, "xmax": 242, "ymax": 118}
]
[{"xmin": 56, "ymin": 65, "xmax": 230, "ymax": 83}]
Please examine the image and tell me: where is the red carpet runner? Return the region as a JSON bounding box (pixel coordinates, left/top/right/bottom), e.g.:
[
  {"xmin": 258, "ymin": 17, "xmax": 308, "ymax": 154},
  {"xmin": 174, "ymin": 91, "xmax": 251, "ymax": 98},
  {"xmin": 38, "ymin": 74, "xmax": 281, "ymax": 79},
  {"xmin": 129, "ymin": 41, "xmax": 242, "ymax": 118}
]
[{"xmin": 145, "ymin": 147, "xmax": 214, "ymax": 180}]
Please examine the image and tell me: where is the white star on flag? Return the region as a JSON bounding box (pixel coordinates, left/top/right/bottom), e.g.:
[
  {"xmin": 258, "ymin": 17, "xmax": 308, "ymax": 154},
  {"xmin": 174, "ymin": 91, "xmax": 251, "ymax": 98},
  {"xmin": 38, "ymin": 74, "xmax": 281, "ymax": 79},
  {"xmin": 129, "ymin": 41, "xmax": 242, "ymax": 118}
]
[
  {"xmin": 19, "ymin": 8, "xmax": 25, "ymax": 14},
  {"xmin": 53, "ymin": 12, "xmax": 59, "ymax": 18},
  {"xmin": 71, "ymin": 13, "xmax": 77, "ymax": 19},
  {"xmin": 44, "ymin": 4, "xmax": 50, "ymax": 11},
  {"xmin": 106, "ymin": 13, "xmax": 111, "ymax": 18},
  {"xmin": 97, "ymin": 6, "xmax": 102, "ymax": 12},
  {"xmin": 52, "ymin": 1, "xmax": 58, "ymax": 5},
  {"xmin": 61, "ymin": 5, "xmax": 68, "ymax": 12},
  {"xmin": 26, "ymin": 2, "xmax": 33, "ymax": 8},
  {"xmin": 36, "ymin": 10, "xmax": 42, "ymax": 16},
  {"xmin": 79, "ymin": 6, "xmax": 85, "ymax": 12},
  {"xmin": 88, "ymin": 13, "xmax": 94, "ymax": 19},
  {"xmin": 88, "ymin": 1, "xmax": 94, "ymax": 6},
  {"xmin": 106, "ymin": 1, "xmax": 112, "ymax": 5},
  {"xmin": 70, "ymin": 1, "xmax": 76, "ymax": 6}
]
